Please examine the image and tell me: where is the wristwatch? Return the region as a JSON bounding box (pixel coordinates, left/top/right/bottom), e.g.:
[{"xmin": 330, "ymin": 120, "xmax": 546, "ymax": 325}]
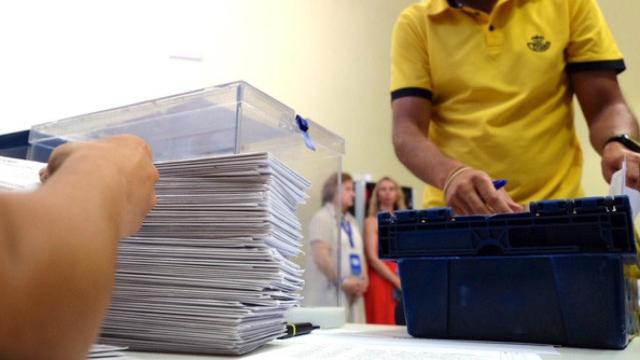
[{"xmin": 605, "ymin": 134, "xmax": 640, "ymax": 153}]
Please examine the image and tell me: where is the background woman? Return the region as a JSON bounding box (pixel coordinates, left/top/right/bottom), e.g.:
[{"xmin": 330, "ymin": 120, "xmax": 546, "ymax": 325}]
[
  {"xmin": 303, "ymin": 172, "xmax": 368, "ymax": 323},
  {"xmin": 363, "ymin": 176, "xmax": 406, "ymax": 324}
]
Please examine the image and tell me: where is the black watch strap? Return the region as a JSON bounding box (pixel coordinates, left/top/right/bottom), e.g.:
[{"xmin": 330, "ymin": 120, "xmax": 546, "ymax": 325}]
[{"xmin": 605, "ymin": 134, "xmax": 640, "ymax": 153}]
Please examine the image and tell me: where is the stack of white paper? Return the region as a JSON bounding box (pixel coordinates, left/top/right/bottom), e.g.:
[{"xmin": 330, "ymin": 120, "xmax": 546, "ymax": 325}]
[
  {"xmin": 100, "ymin": 152, "xmax": 310, "ymax": 355},
  {"xmin": 86, "ymin": 345, "xmax": 129, "ymax": 359}
]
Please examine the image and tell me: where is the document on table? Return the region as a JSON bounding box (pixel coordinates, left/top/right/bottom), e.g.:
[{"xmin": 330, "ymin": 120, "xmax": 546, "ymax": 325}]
[
  {"xmin": 0, "ymin": 155, "xmax": 44, "ymax": 191},
  {"xmin": 250, "ymin": 327, "xmax": 558, "ymax": 360},
  {"xmin": 609, "ymin": 158, "xmax": 640, "ymax": 220},
  {"xmin": 251, "ymin": 343, "xmax": 543, "ymax": 360}
]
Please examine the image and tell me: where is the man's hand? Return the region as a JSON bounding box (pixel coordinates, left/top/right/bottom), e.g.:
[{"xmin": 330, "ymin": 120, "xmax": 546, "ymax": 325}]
[
  {"xmin": 392, "ymin": 97, "xmax": 525, "ymax": 212},
  {"xmin": 444, "ymin": 168, "xmax": 522, "ymax": 215},
  {"xmin": 601, "ymin": 141, "xmax": 640, "ymax": 190},
  {"xmin": 40, "ymin": 135, "xmax": 159, "ymax": 237}
]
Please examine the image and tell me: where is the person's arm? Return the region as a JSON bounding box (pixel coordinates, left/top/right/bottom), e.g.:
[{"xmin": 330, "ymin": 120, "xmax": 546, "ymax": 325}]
[
  {"xmin": 354, "ymin": 220, "xmax": 369, "ymax": 293},
  {"xmin": 392, "ymin": 97, "xmax": 521, "ymax": 214},
  {"xmin": 571, "ymin": 71, "xmax": 640, "ymax": 188},
  {"xmin": 0, "ymin": 135, "xmax": 158, "ymax": 360},
  {"xmin": 390, "ymin": 4, "xmax": 519, "ymax": 215},
  {"xmin": 311, "ymin": 240, "xmax": 338, "ymax": 283},
  {"xmin": 360, "ymin": 251, "xmax": 369, "ymax": 287},
  {"xmin": 363, "ymin": 217, "xmax": 400, "ymax": 290},
  {"xmin": 356, "ymin": 245, "xmax": 369, "ymax": 297},
  {"xmin": 311, "ymin": 240, "xmax": 363, "ymax": 298},
  {"xmin": 392, "ymin": 97, "xmax": 456, "ymax": 189}
]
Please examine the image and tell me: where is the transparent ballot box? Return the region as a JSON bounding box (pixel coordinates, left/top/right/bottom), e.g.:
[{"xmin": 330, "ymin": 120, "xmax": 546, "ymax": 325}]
[{"xmin": 27, "ymin": 81, "xmax": 347, "ymax": 313}]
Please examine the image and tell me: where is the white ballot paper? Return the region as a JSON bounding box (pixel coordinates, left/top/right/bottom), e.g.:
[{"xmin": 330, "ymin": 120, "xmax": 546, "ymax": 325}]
[
  {"xmin": 100, "ymin": 152, "xmax": 311, "ymax": 355},
  {"xmin": 86, "ymin": 344, "xmax": 129, "ymax": 359},
  {"xmin": 0, "ymin": 155, "xmax": 44, "ymax": 191},
  {"xmin": 609, "ymin": 158, "xmax": 640, "ymax": 220},
  {"xmin": 246, "ymin": 327, "xmax": 557, "ymax": 360}
]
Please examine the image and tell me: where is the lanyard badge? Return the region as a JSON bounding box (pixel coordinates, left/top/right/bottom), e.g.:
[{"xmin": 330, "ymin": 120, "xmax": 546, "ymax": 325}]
[
  {"xmin": 349, "ymin": 254, "xmax": 362, "ymax": 276},
  {"xmin": 341, "ymin": 219, "xmax": 362, "ymax": 276}
]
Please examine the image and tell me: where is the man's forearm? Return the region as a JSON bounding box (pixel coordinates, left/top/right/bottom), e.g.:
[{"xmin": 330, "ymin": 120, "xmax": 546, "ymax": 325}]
[
  {"xmin": 588, "ymin": 102, "xmax": 639, "ymax": 154},
  {"xmin": 571, "ymin": 71, "xmax": 639, "ymax": 155},
  {"xmin": 393, "ymin": 116, "xmax": 463, "ymax": 189}
]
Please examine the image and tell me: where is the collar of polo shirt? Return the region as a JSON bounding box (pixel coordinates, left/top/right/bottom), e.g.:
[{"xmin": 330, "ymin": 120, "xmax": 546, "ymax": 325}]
[{"xmin": 431, "ymin": 0, "xmax": 515, "ymax": 16}]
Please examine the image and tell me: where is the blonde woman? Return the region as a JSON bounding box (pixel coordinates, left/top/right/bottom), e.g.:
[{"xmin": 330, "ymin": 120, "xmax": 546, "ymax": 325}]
[{"xmin": 363, "ymin": 176, "xmax": 406, "ymax": 324}]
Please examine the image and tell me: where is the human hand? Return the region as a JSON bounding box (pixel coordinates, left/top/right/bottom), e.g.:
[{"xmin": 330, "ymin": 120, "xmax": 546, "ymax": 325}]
[
  {"xmin": 356, "ymin": 277, "xmax": 368, "ymax": 296},
  {"xmin": 444, "ymin": 167, "xmax": 523, "ymax": 215},
  {"xmin": 342, "ymin": 276, "xmax": 368, "ymax": 298},
  {"xmin": 392, "ymin": 276, "xmax": 402, "ymax": 291},
  {"xmin": 40, "ymin": 135, "xmax": 159, "ymax": 237},
  {"xmin": 341, "ymin": 276, "xmax": 360, "ymax": 297},
  {"xmin": 361, "ymin": 275, "xmax": 369, "ymax": 291},
  {"xmin": 601, "ymin": 141, "xmax": 640, "ymax": 190},
  {"xmin": 341, "ymin": 276, "xmax": 357, "ymax": 297}
]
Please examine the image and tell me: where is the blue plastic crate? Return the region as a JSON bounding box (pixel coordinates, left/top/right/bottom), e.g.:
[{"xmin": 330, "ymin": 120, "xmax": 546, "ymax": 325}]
[
  {"xmin": 380, "ymin": 196, "xmax": 639, "ymax": 349},
  {"xmin": 379, "ymin": 196, "xmax": 635, "ymax": 257}
]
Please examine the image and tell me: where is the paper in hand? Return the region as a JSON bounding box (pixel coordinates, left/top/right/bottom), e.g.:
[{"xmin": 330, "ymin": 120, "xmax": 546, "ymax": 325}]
[
  {"xmin": 0, "ymin": 156, "xmax": 45, "ymax": 192},
  {"xmin": 609, "ymin": 157, "xmax": 640, "ymax": 220}
]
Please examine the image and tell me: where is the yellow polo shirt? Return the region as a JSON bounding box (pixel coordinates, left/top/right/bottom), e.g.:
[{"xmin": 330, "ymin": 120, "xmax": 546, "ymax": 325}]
[{"xmin": 391, "ymin": 0, "xmax": 625, "ymax": 208}]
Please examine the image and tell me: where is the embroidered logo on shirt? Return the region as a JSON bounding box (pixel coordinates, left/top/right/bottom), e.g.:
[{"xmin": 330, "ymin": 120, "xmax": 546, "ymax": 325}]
[{"xmin": 527, "ymin": 35, "xmax": 551, "ymax": 52}]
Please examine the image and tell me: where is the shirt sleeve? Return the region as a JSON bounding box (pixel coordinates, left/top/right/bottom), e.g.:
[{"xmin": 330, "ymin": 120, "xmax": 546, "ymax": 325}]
[
  {"xmin": 565, "ymin": 0, "xmax": 625, "ymax": 73},
  {"xmin": 390, "ymin": 5, "xmax": 433, "ymax": 101},
  {"xmin": 308, "ymin": 209, "xmax": 336, "ymax": 246}
]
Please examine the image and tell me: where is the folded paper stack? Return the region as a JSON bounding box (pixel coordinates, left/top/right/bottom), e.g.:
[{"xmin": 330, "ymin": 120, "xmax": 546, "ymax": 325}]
[{"xmin": 100, "ymin": 152, "xmax": 310, "ymax": 355}]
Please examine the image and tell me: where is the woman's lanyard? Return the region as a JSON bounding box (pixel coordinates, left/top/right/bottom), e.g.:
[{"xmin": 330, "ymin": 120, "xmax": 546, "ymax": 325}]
[
  {"xmin": 341, "ymin": 218, "xmax": 362, "ymax": 276},
  {"xmin": 340, "ymin": 219, "xmax": 355, "ymax": 248}
]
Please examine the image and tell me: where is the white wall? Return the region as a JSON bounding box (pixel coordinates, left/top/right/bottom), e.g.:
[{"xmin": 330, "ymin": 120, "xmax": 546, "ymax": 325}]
[
  {"xmin": 0, "ymin": 0, "xmax": 637, "ymax": 200},
  {"xmin": 0, "ymin": 0, "xmax": 422, "ymax": 194}
]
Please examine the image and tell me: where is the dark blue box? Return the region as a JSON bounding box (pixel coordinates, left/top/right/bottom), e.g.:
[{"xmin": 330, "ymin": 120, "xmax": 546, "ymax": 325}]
[
  {"xmin": 380, "ymin": 196, "xmax": 639, "ymax": 349},
  {"xmin": 0, "ymin": 130, "xmax": 30, "ymax": 159},
  {"xmin": 0, "ymin": 130, "xmax": 62, "ymax": 162}
]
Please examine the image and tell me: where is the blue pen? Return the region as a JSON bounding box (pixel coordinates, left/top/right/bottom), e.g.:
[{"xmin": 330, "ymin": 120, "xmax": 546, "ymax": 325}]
[{"xmin": 492, "ymin": 179, "xmax": 508, "ymax": 190}]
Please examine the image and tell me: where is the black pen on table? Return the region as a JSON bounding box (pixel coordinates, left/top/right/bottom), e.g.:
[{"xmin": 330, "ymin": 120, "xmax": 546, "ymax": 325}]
[{"xmin": 278, "ymin": 322, "xmax": 320, "ymax": 339}]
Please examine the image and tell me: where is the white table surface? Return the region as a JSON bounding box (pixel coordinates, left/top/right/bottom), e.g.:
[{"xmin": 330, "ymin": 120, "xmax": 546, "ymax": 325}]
[{"xmin": 125, "ymin": 323, "xmax": 640, "ymax": 359}]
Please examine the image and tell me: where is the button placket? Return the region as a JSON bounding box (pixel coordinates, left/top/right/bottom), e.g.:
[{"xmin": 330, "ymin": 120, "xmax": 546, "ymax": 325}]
[{"xmin": 484, "ymin": 9, "xmax": 503, "ymax": 53}]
